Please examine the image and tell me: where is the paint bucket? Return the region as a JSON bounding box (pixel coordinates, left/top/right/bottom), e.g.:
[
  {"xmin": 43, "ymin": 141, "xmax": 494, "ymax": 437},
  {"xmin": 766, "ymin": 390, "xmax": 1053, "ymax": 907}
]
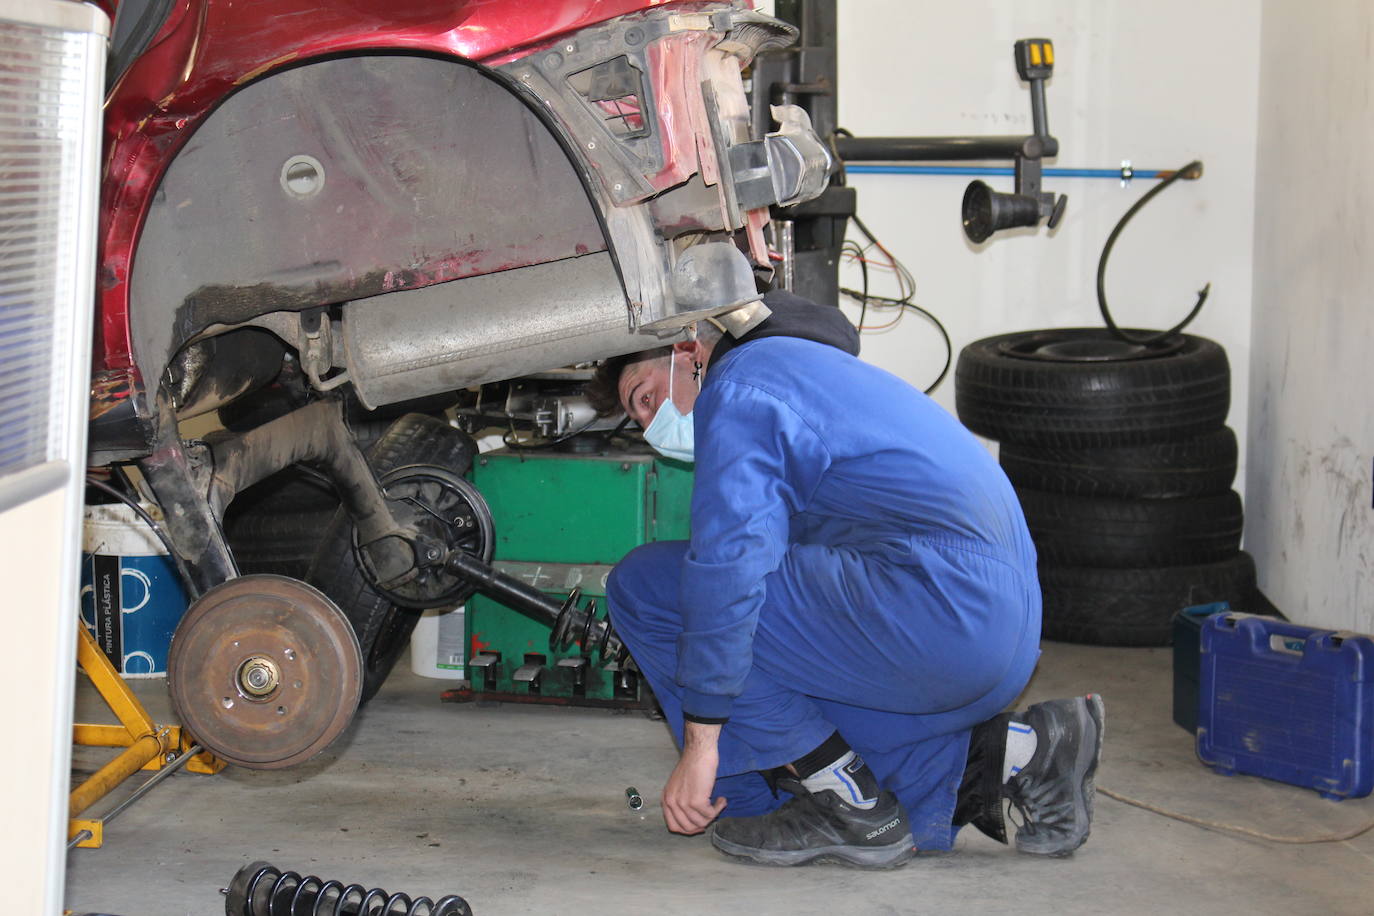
[
  {"xmin": 79, "ymin": 503, "xmax": 189, "ymax": 678},
  {"xmin": 409, "ymin": 604, "xmax": 466, "ymax": 679}
]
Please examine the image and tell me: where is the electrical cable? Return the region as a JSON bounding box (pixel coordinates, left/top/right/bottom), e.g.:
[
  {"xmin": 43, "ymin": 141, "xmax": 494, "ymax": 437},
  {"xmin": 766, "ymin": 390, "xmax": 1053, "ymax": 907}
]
[
  {"xmin": 1097, "ymin": 160, "xmax": 1210, "ymax": 344},
  {"xmin": 842, "ymin": 240, "xmax": 869, "ymax": 331},
  {"xmin": 829, "ymin": 126, "xmax": 851, "ymax": 186},
  {"xmin": 850, "ymin": 213, "xmax": 915, "ymax": 304},
  {"xmin": 84, "ymin": 475, "xmax": 199, "ymax": 598},
  {"xmin": 85, "ymin": 476, "xmax": 179, "ymax": 565},
  {"xmin": 1099, "ymin": 786, "xmax": 1374, "ymax": 845},
  {"xmin": 836, "ymin": 202, "xmax": 954, "ymax": 394}
]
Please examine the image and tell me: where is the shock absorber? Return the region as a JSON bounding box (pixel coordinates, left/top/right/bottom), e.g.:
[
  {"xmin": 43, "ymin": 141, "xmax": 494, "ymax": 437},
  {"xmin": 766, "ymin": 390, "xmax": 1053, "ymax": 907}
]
[
  {"xmin": 443, "ymin": 550, "xmax": 628, "ymax": 663},
  {"xmin": 224, "ymin": 861, "xmax": 473, "ymax": 916}
]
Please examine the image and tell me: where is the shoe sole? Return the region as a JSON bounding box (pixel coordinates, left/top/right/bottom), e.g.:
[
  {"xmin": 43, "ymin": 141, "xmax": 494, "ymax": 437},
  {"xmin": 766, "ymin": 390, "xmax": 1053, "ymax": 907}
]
[
  {"xmin": 710, "ymin": 832, "xmax": 916, "ymax": 870},
  {"xmin": 1017, "ymin": 693, "xmax": 1105, "ymax": 858}
]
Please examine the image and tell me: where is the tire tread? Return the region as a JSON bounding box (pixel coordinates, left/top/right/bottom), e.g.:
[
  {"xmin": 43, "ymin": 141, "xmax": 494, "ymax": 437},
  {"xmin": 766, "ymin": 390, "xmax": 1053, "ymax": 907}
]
[
  {"xmin": 1040, "ymin": 553, "xmax": 1260, "ymax": 646},
  {"xmin": 999, "ymin": 428, "xmax": 1238, "ymax": 499},
  {"xmin": 955, "ymin": 330, "xmax": 1230, "ymax": 447}
]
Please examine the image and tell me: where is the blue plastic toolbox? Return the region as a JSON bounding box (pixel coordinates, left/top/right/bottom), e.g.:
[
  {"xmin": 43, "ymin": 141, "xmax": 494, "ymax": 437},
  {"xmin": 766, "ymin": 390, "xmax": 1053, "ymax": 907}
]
[{"xmin": 1197, "ymin": 613, "xmax": 1374, "ymax": 799}]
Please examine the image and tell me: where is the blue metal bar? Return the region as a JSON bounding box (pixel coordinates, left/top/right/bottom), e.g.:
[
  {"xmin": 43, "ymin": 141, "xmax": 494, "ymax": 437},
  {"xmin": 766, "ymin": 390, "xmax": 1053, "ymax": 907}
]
[{"xmin": 845, "ymin": 164, "xmax": 1167, "ymax": 179}]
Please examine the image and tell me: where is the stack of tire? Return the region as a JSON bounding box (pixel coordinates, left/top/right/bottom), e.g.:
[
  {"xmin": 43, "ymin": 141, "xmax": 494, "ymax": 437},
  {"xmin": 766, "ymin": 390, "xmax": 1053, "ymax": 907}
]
[{"xmin": 954, "ymin": 328, "xmax": 1262, "ymax": 646}]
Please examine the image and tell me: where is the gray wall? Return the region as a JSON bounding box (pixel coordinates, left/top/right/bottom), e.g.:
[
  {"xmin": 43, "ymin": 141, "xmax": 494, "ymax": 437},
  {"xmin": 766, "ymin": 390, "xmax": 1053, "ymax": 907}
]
[{"xmin": 1247, "ymin": 0, "xmax": 1374, "ymax": 631}]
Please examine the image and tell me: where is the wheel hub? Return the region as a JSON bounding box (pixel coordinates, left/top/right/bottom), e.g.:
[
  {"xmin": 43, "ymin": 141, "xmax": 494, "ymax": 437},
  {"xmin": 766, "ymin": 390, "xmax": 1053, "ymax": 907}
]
[
  {"xmin": 354, "ymin": 464, "xmax": 494, "ymax": 609},
  {"xmin": 236, "ymin": 655, "xmax": 281, "ymax": 698}
]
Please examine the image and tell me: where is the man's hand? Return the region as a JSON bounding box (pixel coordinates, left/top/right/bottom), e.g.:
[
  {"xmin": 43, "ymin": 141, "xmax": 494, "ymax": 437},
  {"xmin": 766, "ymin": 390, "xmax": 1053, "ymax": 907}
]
[{"xmin": 662, "ymin": 721, "xmax": 727, "ymax": 834}]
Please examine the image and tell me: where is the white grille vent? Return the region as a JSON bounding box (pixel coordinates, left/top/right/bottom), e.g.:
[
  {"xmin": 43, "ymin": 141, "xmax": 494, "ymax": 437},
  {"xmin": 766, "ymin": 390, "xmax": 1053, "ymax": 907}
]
[
  {"xmin": 0, "ymin": 3, "xmax": 106, "ymax": 910},
  {"xmin": 0, "ymin": 18, "xmax": 99, "ymax": 479}
]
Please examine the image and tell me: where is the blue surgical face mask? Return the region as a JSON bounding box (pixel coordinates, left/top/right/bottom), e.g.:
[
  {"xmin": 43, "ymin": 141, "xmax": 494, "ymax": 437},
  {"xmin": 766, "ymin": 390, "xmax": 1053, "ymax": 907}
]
[{"xmin": 643, "ymin": 358, "xmax": 696, "ymax": 463}]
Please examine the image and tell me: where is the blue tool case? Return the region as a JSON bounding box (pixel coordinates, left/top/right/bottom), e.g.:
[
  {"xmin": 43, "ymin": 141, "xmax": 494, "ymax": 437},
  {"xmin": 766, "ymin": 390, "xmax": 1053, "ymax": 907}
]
[{"xmin": 1197, "ymin": 613, "xmax": 1374, "ymax": 800}]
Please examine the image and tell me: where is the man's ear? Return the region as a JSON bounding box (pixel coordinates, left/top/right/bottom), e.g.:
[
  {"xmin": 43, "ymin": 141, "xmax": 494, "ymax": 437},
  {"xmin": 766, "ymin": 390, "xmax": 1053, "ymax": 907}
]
[{"xmin": 672, "ymin": 337, "xmax": 708, "ymax": 364}]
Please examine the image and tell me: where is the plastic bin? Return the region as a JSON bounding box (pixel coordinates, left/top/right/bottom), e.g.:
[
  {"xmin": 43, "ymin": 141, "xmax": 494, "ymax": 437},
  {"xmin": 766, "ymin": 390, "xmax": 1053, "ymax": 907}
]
[
  {"xmin": 410, "ymin": 604, "xmax": 467, "ymax": 679},
  {"xmin": 79, "ymin": 503, "xmax": 188, "ymax": 677}
]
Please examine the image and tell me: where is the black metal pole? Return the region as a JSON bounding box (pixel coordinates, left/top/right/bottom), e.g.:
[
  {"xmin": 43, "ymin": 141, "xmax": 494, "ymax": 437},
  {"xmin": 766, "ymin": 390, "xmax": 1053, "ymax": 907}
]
[
  {"xmin": 834, "ymin": 134, "xmax": 1056, "ymax": 162},
  {"xmin": 445, "ymin": 551, "xmax": 562, "ymax": 623},
  {"xmin": 444, "ymin": 551, "xmax": 624, "ymax": 660}
]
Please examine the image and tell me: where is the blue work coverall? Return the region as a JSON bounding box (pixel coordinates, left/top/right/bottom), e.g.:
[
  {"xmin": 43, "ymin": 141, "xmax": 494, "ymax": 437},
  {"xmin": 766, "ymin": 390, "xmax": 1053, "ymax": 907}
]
[{"xmin": 606, "ymin": 325, "xmax": 1041, "ymax": 851}]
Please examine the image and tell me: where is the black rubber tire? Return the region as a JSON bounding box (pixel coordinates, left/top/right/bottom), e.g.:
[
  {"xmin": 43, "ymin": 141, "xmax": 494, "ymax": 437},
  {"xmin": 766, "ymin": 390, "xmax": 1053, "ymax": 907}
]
[
  {"xmin": 955, "ymin": 329, "xmax": 1230, "ymax": 447},
  {"xmin": 223, "ymin": 505, "xmax": 337, "ymax": 580},
  {"xmin": 224, "ymin": 466, "xmax": 336, "ymax": 515},
  {"xmin": 1039, "ymin": 552, "xmax": 1260, "ymax": 646},
  {"xmin": 306, "ymin": 414, "xmax": 478, "ymax": 705},
  {"xmin": 999, "ymin": 427, "xmax": 1238, "ymax": 499},
  {"xmin": 1016, "ymin": 487, "xmax": 1243, "ymax": 568},
  {"xmin": 223, "ymin": 468, "xmax": 337, "ymax": 579}
]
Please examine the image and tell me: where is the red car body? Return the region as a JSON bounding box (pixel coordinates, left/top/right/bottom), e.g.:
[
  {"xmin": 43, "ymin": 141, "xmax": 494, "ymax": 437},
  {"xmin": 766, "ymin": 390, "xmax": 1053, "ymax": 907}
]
[
  {"xmin": 95, "ymin": 0, "xmax": 739, "ymax": 371},
  {"xmin": 86, "ymin": 0, "xmax": 828, "ymax": 576},
  {"xmin": 89, "ymin": 0, "xmax": 826, "ymax": 439}
]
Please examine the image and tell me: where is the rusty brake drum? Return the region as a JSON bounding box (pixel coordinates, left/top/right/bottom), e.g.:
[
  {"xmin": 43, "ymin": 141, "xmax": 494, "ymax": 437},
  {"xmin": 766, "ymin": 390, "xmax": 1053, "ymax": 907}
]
[{"xmin": 167, "ymin": 575, "xmax": 363, "ymax": 769}]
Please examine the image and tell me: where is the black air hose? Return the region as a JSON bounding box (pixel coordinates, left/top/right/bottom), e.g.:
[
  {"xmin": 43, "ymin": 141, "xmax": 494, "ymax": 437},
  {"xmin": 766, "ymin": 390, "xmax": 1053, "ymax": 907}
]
[{"xmin": 1097, "ymin": 160, "xmax": 1209, "ymax": 344}]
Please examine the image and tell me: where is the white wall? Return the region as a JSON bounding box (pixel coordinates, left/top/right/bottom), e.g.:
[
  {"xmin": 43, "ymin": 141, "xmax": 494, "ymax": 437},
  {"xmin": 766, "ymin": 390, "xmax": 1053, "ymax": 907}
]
[
  {"xmin": 1247, "ymin": 0, "xmax": 1374, "ymax": 632},
  {"xmin": 831, "ymin": 0, "xmax": 1261, "ymax": 495}
]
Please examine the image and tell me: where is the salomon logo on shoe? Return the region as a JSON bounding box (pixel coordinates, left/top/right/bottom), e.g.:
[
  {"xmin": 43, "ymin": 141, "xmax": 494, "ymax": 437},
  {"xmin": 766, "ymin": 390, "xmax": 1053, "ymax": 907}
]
[{"xmin": 865, "ymin": 818, "xmax": 901, "ymax": 840}]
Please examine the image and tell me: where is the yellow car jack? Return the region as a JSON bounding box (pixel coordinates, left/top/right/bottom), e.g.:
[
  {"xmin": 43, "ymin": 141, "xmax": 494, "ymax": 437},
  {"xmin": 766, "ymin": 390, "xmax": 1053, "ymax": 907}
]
[{"xmin": 68, "ymin": 624, "xmax": 223, "ymax": 849}]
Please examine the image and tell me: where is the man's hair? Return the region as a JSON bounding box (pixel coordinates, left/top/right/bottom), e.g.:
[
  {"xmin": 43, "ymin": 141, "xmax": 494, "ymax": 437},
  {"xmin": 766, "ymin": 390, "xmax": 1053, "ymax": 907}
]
[
  {"xmin": 583, "ymin": 321, "xmax": 724, "ymax": 417},
  {"xmin": 585, "ymin": 347, "xmax": 671, "ymax": 417}
]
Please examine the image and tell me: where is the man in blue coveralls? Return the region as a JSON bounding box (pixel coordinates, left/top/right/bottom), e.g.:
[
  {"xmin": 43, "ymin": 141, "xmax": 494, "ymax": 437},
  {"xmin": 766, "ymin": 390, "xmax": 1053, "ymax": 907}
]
[{"xmin": 586, "ymin": 290, "xmax": 1104, "ymax": 868}]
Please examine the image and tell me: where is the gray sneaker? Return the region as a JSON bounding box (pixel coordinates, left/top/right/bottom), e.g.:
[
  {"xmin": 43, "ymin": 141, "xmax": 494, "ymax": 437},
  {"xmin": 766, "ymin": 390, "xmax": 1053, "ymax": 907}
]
[
  {"xmin": 1006, "ymin": 694, "xmax": 1105, "ymax": 856},
  {"xmin": 709, "ymin": 778, "xmax": 915, "ymax": 868}
]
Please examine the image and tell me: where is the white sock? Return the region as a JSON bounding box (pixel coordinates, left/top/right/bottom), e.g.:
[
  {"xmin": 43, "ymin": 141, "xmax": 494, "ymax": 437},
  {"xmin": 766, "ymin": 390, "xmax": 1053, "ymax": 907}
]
[
  {"xmin": 799, "ymin": 750, "xmax": 880, "ymax": 809},
  {"xmin": 1003, "ymin": 720, "xmax": 1038, "ymax": 783}
]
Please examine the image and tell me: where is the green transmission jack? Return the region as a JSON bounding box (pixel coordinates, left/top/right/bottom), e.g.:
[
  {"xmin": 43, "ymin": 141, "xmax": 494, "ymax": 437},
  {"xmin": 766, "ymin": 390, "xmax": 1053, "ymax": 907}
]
[{"xmin": 441, "ymin": 445, "xmax": 692, "ymax": 709}]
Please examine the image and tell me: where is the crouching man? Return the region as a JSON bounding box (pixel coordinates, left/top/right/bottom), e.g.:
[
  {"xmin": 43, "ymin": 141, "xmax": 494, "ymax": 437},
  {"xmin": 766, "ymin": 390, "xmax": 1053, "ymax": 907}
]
[{"xmin": 586, "ymin": 290, "xmax": 1103, "ymax": 867}]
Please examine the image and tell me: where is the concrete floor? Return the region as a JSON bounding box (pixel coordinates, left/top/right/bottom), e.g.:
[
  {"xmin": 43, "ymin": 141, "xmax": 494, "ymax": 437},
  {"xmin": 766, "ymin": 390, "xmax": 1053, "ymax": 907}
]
[{"xmin": 65, "ymin": 641, "xmax": 1374, "ymax": 916}]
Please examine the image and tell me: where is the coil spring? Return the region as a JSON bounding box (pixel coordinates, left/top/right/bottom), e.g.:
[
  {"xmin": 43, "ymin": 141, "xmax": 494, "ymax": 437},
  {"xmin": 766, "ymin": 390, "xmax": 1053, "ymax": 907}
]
[
  {"xmin": 548, "ymin": 587, "xmax": 629, "ymax": 664},
  {"xmin": 225, "ymin": 861, "xmax": 473, "ymax": 916}
]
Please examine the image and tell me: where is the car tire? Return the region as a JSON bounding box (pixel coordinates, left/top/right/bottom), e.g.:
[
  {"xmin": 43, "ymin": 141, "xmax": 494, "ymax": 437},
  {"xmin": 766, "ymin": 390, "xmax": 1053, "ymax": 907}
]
[
  {"xmin": 306, "ymin": 414, "xmax": 479, "ymax": 705},
  {"xmin": 1039, "ymin": 552, "xmax": 1260, "ymax": 646},
  {"xmin": 999, "ymin": 427, "xmax": 1238, "ymax": 499},
  {"xmin": 224, "ymin": 503, "xmax": 337, "ymax": 580},
  {"xmin": 223, "ymin": 470, "xmax": 337, "ymax": 579},
  {"xmin": 1016, "ymin": 487, "xmax": 1244, "ymax": 568},
  {"xmin": 955, "ymin": 329, "xmax": 1230, "ymax": 447}
]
